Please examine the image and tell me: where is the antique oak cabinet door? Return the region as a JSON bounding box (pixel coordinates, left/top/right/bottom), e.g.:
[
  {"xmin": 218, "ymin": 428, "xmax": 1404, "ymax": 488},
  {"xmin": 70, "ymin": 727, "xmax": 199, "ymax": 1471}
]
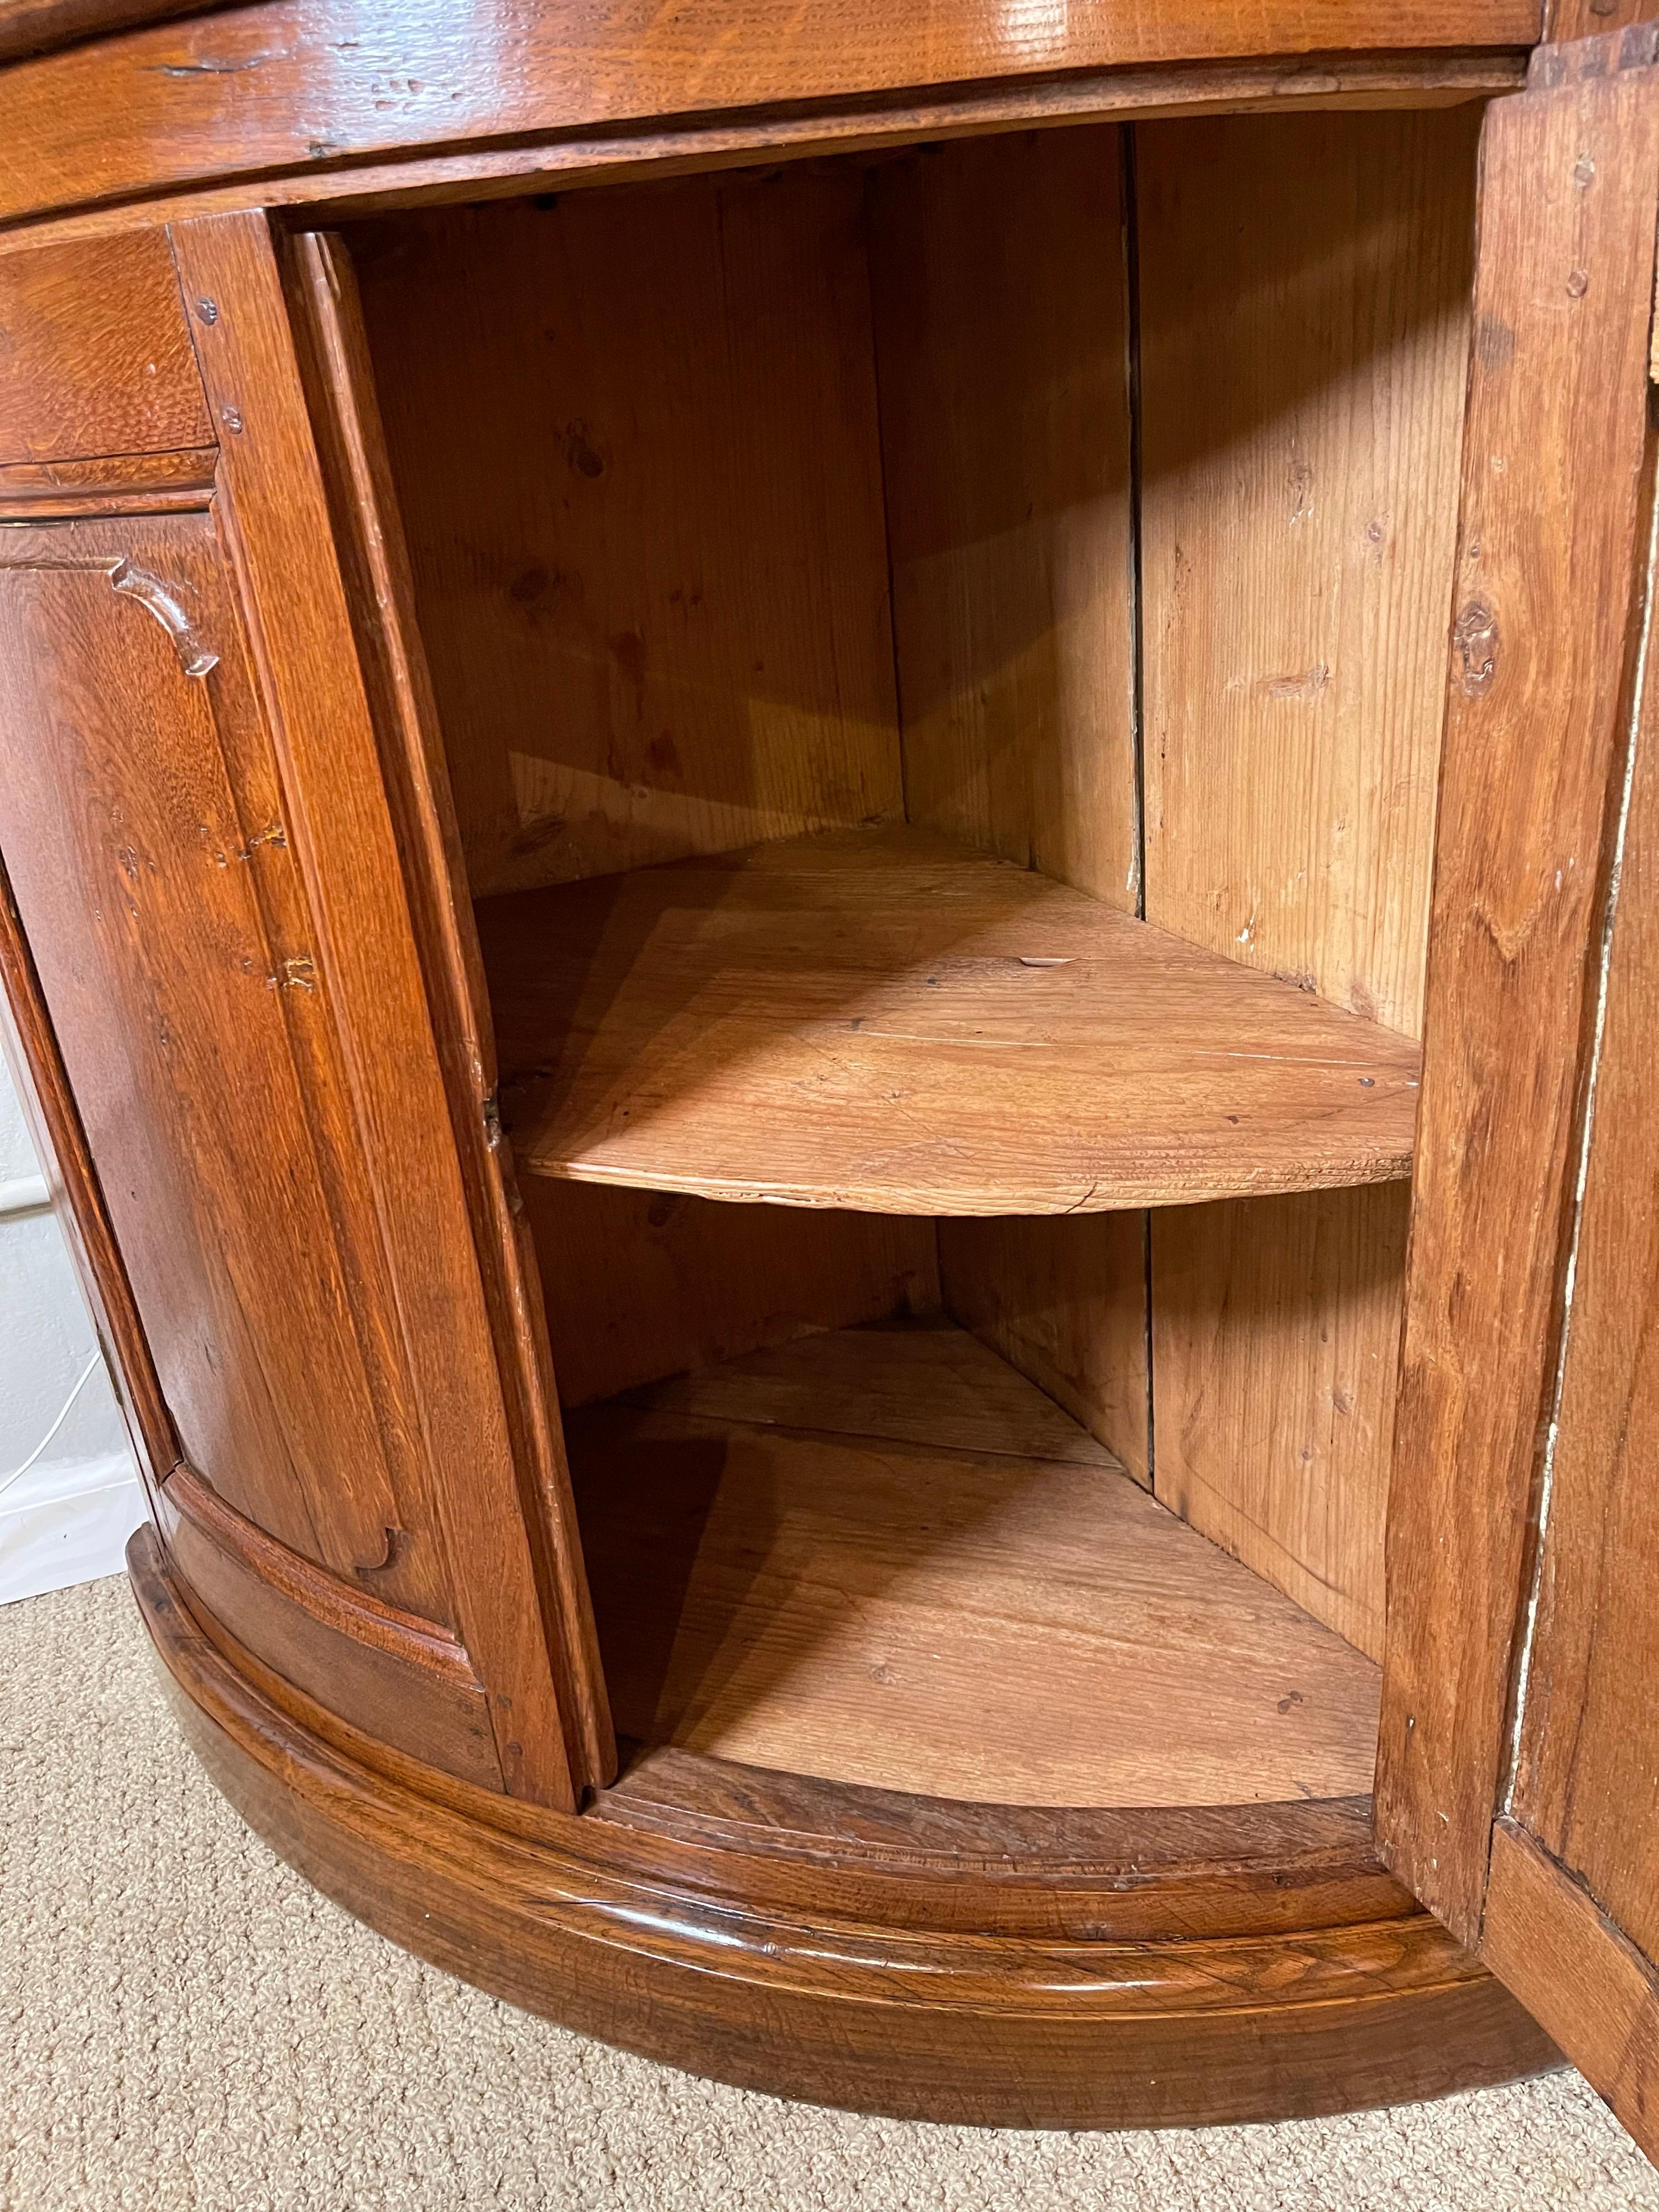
[
  {"xmin": 1378, "ymin": 28, "xmax": 1659, "ymax": 2160},
  {"xmin": 0, "ymin": 216, "xmax": 608, "ymax": 1809}
]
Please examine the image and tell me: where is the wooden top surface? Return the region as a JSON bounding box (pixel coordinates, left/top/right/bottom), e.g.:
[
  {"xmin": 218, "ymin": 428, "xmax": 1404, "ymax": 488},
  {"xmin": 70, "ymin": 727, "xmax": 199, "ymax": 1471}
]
[
  {"xmin": 479, "ymin": 826, "xmax": 1421, "ymax": 1215},
  {"xmin": 0, "ymin": 1, "xmax": 1538, "ymax": 234},
  {"xmin": 568, "ymin": 1318, "xmax": 1383, "ymax": 1807}
]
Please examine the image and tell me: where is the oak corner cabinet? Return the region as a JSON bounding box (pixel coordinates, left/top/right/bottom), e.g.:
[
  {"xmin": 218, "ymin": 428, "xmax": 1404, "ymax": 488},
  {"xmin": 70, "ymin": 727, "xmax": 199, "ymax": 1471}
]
[{"xmin": 7, "ymin": 0, "xmax": 1659, "ymax": 2144}]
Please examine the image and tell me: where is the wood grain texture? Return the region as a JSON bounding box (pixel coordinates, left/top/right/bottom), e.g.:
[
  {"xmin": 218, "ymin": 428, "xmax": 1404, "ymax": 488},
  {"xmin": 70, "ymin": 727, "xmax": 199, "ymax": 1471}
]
[
  {"xmin": 1135, "ymin": 106, "xmax": 1479, "ymax": 1659},
  {"xmin": 0, "ymin": 514, "xmax": 451, "ymax": 1613},
  {"xmin": 1507, "ymin": 509, "xmax": 1659, "ymax": 1967},
  {"xmin": 281, "ymin": 226, "xmax": 615, "ymax": 1796},
  {"xmin": 1139, "ymin": 106, "xmax": 1479, "ymax": 1035},
  {"xmin": 865, "ymin": 126, "xmax": 1149, "ymax": 1478},
  {"xmin": 1151, "ymin": 1186, "xmax": 1409, "ymax": 1660},
  {"xmin": 1375, "ymin": 46, "xmax": 1659, "ymax": 1945},
  {"xmin": 352, "ymin": 174, "xmax": 901, "ymax": 898},
  {"xmin": 0, "ymin": 446, "xmax": 216, "ymax": 518},
  {"xmin": 133, "ymin": 1525, "xmax": 1558, "ymax": 2128},
  {"xmin": 527, "ymin": 1180, "xmax": 939, "ymax": 1410},
  {"xmin": 1546, "ymin": 0, "xmax": 1659, "ymax": 35},
  {"xmin": 0, "ymin": 0, "xmax": 215, "ymax": 61},
  {"xmin": 1483, "ymin": 1820, "xmax": 1659, "ymax": 2164},
  {"xmin": 568, "ymin": 1322, "xmax": 1383, "ymax": 1808},
  {"xmin": 0, "ymin": 0, "xmax": 1540, "ymax": 231},
  {"xmin": 938, "ymin": 1214, "xmax": 1151, "ymax": 1485},
  {"xmin": 168, "ymin": 208, "xmax": 587, "ymax": 1803},
  {"xmin": 0, "ymin": 808, "xmax": 176, "ymax": 1509},
  {"xmin": 0, "ymin": 231, "xmax": 209, "ymax": 464},
  {"xmin": 160, "ymin": 1466, "xmax": 505, "ymax": 1788},
  {"xmin": 0, "ymin": 56, "xmax": 1528, "ymax": 260},
  {"xmin": 477, "ymin": 825, "xmax": 1420, "ymax": 1215},
  {"xmin": 869, "ymin": 126, "xmax": 1137, "ymax": 909},
  {"xmin": 630, "ymin": 1314, "xmax": 1117, "ymax": 1469}
]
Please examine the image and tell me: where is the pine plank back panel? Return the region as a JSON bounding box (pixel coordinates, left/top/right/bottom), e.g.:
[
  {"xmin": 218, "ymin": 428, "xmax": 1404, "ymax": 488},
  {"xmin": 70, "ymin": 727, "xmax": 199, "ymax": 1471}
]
[
  {"xmin": 1136, "ymin": 107, "xmax": 1482, "ymax": 1656},
  {"xmin": 352, "ymin": 174, "xmax": 901, "ymax": 901}
]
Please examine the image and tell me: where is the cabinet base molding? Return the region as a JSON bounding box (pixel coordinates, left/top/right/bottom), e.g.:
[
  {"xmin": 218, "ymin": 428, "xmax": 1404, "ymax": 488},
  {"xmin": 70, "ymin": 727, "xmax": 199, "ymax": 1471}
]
[{"xmin": 130, "ymin": 1527, "xmax": 1558, "ymax": 2129}]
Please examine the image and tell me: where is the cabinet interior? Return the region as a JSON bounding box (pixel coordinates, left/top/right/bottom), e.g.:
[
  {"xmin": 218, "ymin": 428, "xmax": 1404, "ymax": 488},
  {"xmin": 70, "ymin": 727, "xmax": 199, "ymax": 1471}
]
[{"xmin": 344, "ymin": 101, "xmax": 1482, "ymax": 1810}]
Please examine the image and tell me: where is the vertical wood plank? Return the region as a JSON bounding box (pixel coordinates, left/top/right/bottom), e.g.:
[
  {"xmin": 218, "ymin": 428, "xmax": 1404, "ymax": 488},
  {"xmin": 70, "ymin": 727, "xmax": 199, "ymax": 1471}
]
[
  {"xmin": 531, "ymin": 1181, "xmax": 940, "ymax": 1409},
  {"xmin": 937, "ymin": 1215, "xmax": 1150, "ymax": 1486},
  {"xmin": 1481, "ymin": 1821, "xmax": 1659, "ymax": 2164},
  {"xmin": 1375, "ymin": 56, "xmax": 1659, "ymax": 1944},
  {"xmin": 352, "ymin": 171, "xmax": 902, "ymax": 899},
  {"xmin": 869, "ymin": 125, "xmax": 1138, "ymax": 907},
  {"xmin": 283, "ymin": 228, "xmax": 615, "ymax": 1790},
  {"xmin": 1136, "ymin": 107, "xmax": 1480, "ymax": 1649},
  {"xmin": 1506, "ymin": 496, "xmax": 1659, "ymax": 1966},
  {"xmin": 1150, "ymin": 1187, "xmax": 1409, "ymax": 1657},
  {"xmin": 168, "ymin": 208, "xmax": 590, "ymax": 1806},
  {"xmin": 868, "ymin": 127, "xmax": 1147, "ymax": 1467}
]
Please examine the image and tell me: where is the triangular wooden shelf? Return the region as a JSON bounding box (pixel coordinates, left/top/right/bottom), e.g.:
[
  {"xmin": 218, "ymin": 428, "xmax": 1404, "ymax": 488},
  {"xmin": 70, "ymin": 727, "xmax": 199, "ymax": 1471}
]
[{"xmin": 478, "ymin": 825, "xmax": 1420, "ymax": 1215}]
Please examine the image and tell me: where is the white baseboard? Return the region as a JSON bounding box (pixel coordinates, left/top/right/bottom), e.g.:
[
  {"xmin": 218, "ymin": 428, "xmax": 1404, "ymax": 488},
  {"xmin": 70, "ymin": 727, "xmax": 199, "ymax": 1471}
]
[{"xmin": 0, "ymin": 1450, "xmax": 148, "ymax": 1605}]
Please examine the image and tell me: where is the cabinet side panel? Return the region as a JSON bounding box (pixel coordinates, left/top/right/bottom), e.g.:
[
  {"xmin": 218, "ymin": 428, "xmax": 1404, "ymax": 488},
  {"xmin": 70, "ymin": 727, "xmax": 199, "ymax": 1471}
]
[
  {"xmin": 1481, "ymin": 1821, "xmax": 1659, "ymax": 2167},
  {"xmin": 1376, "ymin": 59, "xmax": 1659, "ymax": 1943},
  {"xmin": 1509, "ymin": 498, "xmax": 1659, "ymax": 1964},
  {"xmin": 1137, "ymin": 107, "xmax": 1480, "ymax": 1651},
  {"xmin": 869, "ymin": 127, "xmax": 1147, "ymax": 1471},
  {"xmin": 351, "ymin": 172, "xmax": 902, "ymax": 900},
  {"xmin": 169, "ymin": 208, "xmax": 586, "ymax": 1805}
]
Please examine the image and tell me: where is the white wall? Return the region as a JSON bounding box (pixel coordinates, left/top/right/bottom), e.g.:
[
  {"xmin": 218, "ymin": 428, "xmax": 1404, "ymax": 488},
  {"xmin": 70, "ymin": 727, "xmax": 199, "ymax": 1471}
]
[{"xmin": 0, "ymin": 1053, "xmax": 145, "ymax": 1604}]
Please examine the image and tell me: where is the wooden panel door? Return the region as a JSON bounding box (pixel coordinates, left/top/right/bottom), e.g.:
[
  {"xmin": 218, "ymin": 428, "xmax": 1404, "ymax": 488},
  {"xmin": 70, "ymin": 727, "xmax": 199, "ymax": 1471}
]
[
  {"xmin": 1378, "ymin": 27, "xmax": 1659, "ymax": 2161},
  {"xmin": 0, "ymin": 219, "xmax": 609, "ymax": 1806}
]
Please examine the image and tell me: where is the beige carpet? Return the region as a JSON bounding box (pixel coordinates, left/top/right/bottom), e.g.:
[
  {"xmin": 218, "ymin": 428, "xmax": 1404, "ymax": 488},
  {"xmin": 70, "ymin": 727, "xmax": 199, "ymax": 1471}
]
[{"xmin": 3, "ymin": 1577, "xmax": 1656, "ymax": 2212}]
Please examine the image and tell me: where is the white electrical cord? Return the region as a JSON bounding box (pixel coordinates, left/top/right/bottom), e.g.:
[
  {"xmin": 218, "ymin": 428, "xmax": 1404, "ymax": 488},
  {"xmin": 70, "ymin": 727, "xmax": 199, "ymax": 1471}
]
[{"xmin": 0, "ymin": 1352, "xmax": 103, "ymax": 1500}]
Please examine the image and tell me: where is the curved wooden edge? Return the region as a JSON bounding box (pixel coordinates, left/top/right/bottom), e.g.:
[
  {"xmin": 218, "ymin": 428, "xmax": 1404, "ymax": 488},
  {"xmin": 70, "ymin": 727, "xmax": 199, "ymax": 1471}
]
[
  {"xmin": 0, "ymin": 0, "xmax": 217, "ymax": 66},
  {"xmin": 130, "ymin": 1527, "xmax": 1562, "ymax": 2126},
  {"xmin": 160, "ymin": 1462, "xmax": 472, "ymax": 1679},
  {"xmin": 1, "ymin": 39, "xmax": 1531, "ymax": 248},
  {"xmin": 156, "ymin": 1474, "xmax": 507, "ymax": 1790}
]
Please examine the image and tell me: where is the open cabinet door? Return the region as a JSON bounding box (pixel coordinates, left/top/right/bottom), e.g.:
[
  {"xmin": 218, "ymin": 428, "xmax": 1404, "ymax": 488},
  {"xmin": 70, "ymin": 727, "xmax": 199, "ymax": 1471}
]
[{"xmin": 1378, "ymin": 27, "xmax": 1659, "ymax": 2159}]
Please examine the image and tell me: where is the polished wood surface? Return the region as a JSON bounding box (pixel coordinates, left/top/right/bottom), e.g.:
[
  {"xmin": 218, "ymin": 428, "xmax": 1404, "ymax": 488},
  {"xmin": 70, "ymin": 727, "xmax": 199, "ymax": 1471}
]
[
  {"xmin": 567, "ymin": 1320, "xmax": 1381, "ymax": 1807},
  {"xmin": 528, "ymin": 1181, "xmax": 939, "ymax": 1410},
  {"xmin": 158, "ymin": 1464, "xmax": 505, "ymax": 1787},
  {"xmin": 1375, "ymin": 39, "xmax": 1659, "ymax": 1945},
  {"xmin": 0, "ymin": 512, "xmax": 447, "ymax": 1601},
  {"xmin": 166, "ymin": 209, "xmax": 610, "ymax": 1804},
  {"xmin": 0, "ymin": 232, "xmax": 208, "ymax": 463},
  {"xmin": 479, "ymin": 825, "xmax": 1421, "ymax": 1215},
  {"xmin": 0, "ymin": 1, "xmax": 1539, "ymax": 232},
  {"xmin": 0, "ymin": 0, "xmax": 213, "ymax": 61},
  {"xmin": 16, "ymin": 0, "xmax": 1659, "ymax": 2138},
  {"xmin": 353, "ymin": 177, "xmax": 901, "ymax": 901},
  {"xmin": 133, "ymin": 1526, "xmax": 1559, "ymax": 2126},
  {"xmin": 283, "ymin": 224, "xmax": 617, "ymax": 1796},
  {"xmin": 0, "ymin": 445, "xmax": 216, "ymax": 517}
]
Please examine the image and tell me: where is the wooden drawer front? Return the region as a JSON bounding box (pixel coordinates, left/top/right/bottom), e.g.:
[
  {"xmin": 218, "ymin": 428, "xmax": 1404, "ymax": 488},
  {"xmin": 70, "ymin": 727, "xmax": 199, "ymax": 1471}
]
[{"xmin": 0, "ymin": 231, "xmax": 212, "ymax": 464}]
